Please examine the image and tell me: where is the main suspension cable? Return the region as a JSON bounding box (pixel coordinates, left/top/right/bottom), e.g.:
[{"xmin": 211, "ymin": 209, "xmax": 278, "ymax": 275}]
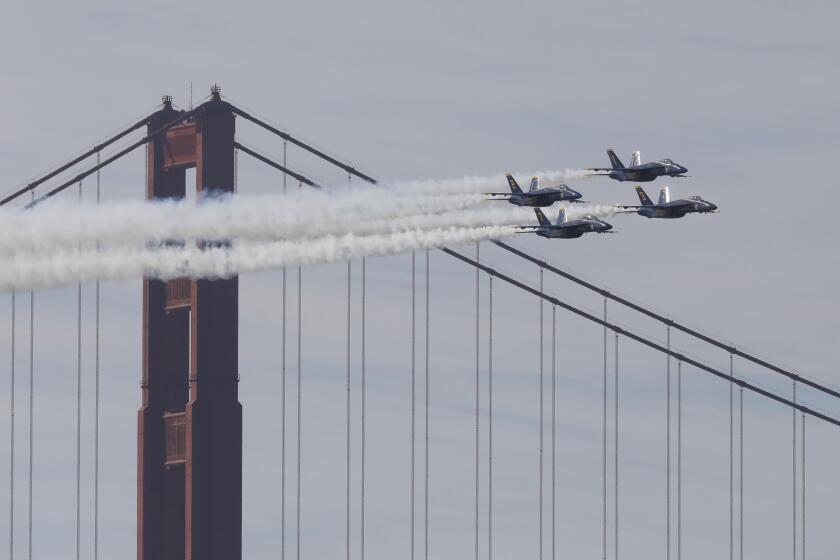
[
  {"xmin": 492, "ymin": 241, "xmax": 840, "ymax": 404},
  {"xmin": 229, "ymin": 104, "xmax": 377, "ymax": 184},
  {"xmin": 441, "ymin": 249, "xmax": 840, "ymax": 427},
  {"xmin": 11, "ymin": 108, "xmax": 198, "ymax": 208},
  {"xmin": 0, "ymin": 112, "xmax": 150, "ymax": 206},
  {"xmin": 234, "ymin": 142, "xmax": 321, "ymax": 188}
]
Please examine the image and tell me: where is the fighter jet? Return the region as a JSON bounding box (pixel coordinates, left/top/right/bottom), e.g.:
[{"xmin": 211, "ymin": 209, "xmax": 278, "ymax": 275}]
[
  {"xmin": 616, "ymin": 186, "xmax": 717, "ymax": 219},
  {"xmin": 484, "ymin": 173, "xmax": 584, "ymax": 207},
  {"xmin": 519, "ymin": 207, "xmax": 613, "ymax": 239},
  {"xmin": 589, "ymin": 149, "xmax": 688, "ymax": 182}
]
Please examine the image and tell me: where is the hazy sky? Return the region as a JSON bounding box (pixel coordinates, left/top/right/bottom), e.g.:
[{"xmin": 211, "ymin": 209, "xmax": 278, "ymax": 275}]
[{"xmin": 1, "ymin": 0, "xmax": 840, "ymax": 558}]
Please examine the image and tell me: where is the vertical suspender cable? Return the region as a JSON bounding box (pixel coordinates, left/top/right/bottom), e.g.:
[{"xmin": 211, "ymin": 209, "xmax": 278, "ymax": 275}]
[
  {"xmin": 361, "ymin": 257, "xmax": 366, "ymax": 560},
  {"xmin": 677, "ymin": 360, "xmax": 682, "ymax": 560},
  {"xmin": 76, "ymin": 181, "xmax": 82, "ymax": 560},
  {"xmin": 739, "ymin": 384, "xmax": 743, "ymax": 560},
  {"xmin": 94, "ymin": 154, "xmax": 101, "ymax": 560},
  {"xmin": 281, "ymin": 141, "xmax": 288, "ymax": 560},
  {"xmin": 346, "ymin": 174, "xmax": 352, "ymax": 560},
  {"xmin": 793, "ymin": 381, "xmax": 797, "ymax": 560},
  {"xmin": 411, "ymin": 251, "xmax": 416, "ymax": 560},
  {"xmin": 423, "ymin": 250, "xmax": 431, "ymax": 560},
  {"xmin": 614, "ymin": 333, "xmax": 619, "ymax": 560},
  {"xmin": 602, "ymin": 298, "xmax": 607, "ymax": 560},
  {"xmin": 800, "ymin": 413, "xmax": 805, "ymax": 560},
  {"xmin": 539, "ymin": 270, "xmax": 544, "ymax": 560},
  {"xmin": 551, "ymin": 306, "xmax": 556, "ymax": 560},
  {"xmin": 488, "ymin": 275, "xmax": 494, "ymax": 560},
  {"xmin": 27, "ymin": 223, "xmax": 34, "ymax": 560},
  {"xmin": 296, "ymin": 181, "xmax": 303, "ymax": 560},
  {"xmin": 354, "ymin": 173, "xmax": 369, "ymax": 560},
  {"xmin": 9, "ymin": 291, "xmax": 15, "ymax": 560},
  {"xmin": 346, "ymin": 249, "xmax": 352, "ymax": 560},
  {"xmin": 666, "ymin": 326, "xmax": 671, "ymax": 560},
  {"xmin": 474, "ymin": 244, "xmax": 480, "ymax": 560},
  {"xmin": 234, "ymin": 147, "xmax": 239, "ymax": 193},
  {"xmin": 729, "ymin": 353, "xmax": 734, "ymax": 560},
  {"xmin": 424, "ymin": 249, "xmax": 430, "ymax": 560}
]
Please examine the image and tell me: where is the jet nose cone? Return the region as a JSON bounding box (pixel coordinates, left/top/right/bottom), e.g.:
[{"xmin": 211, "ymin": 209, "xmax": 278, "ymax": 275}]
[
  {"xmin": 679, "ymin": 165, "xmax": 688, "ymax": 174},
  {"xmin": 707, "ymin": 202, "xmax": 718, "ymax": 212},
  {"xmin": 570, "ymin": 190, "xmax": 583, "ymax": 200},
  {"xmin": 601, "ymin": 222, "xmax": 613, "ymax": 231}
]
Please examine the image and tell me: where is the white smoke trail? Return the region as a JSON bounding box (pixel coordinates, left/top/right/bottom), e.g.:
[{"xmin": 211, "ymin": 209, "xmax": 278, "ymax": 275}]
[
  {"xmin": 0, "ymin": 176, "xmax": 611, "ymax": 255},
  {"xmin": 0, "ymin": 167, "xmax": 611, "ymax": 291},
  {"xmin": 0, "ymin": 226, "xmax": 517, "ymax": 292},
  {"xmin": 0, "ymin": 191, "xmax": 487, "ymax": 254},
  {"xmin": 391, "ymin": 168, "xmax": 602, "ymax": 195}
]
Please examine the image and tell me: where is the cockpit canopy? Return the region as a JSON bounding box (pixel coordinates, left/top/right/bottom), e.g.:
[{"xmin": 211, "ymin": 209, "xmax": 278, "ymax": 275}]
[
  {"xmin": 688, "ymin": 195, "xmax": 703, "ymax": 201},
  {"xmin": 661, "ymin": 158, "xmax": 674, "ymax": 164}
]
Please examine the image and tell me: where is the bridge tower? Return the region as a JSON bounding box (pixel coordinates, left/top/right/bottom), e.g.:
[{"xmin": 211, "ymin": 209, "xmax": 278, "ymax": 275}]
[{"xmin": 138, "ymin": 88, "xmax": 242, "ymax": 560}]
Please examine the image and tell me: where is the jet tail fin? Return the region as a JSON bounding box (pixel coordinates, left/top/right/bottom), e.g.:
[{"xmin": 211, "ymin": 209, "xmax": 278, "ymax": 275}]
[
  {"xmin": 534, "ymin": 208, "xmax": 552, "ymax": 227},
  {"xmin": 658, "ymin": 186, "xmax": 670, "ymax": 205},
  {"xmin": 505, "ymin": 173, "xmax": 524, "ymax": 194},
  {"xmin": 631, "ymin": 150, "xmax": 642, "ymax": 167},
  {"xmin": 607, "ymin": 149, "xmax": 625, "ymax": 170},
  {"xmin": 556, "ymin": 208, "xmax": 567, "ymax": 225},
  {"xmin": 635, "ymin": 186, "xmax": 654, "ymax": 206},
  {"xmin": 529, "ymin": 176, "xmax": 539, "ymax": 192}
]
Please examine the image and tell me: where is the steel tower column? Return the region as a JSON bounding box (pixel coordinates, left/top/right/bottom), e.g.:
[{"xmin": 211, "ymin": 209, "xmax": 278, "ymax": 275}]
[
  {"xmin": 138, "ymin": 89, "xmax": 241, "ymax": 560},
  {"xmin": 138, "ymin": 96, "xmax": 189, "ymax": 560},
  {"xmin": 186, "ymin": 89, "xmax": 241, "ymax": 560}
]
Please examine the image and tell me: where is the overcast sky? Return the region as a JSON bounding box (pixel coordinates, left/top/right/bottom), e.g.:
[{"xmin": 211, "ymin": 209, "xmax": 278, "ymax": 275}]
[{"xmin": 2, "ymin": 0, "xmax": 840, "ymax": 558}]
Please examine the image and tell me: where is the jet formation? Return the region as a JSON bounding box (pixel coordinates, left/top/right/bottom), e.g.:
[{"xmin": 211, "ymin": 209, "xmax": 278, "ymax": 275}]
[{"xmin": 495, "ymin": 148, "xmax": 717, "ymax": 240}]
